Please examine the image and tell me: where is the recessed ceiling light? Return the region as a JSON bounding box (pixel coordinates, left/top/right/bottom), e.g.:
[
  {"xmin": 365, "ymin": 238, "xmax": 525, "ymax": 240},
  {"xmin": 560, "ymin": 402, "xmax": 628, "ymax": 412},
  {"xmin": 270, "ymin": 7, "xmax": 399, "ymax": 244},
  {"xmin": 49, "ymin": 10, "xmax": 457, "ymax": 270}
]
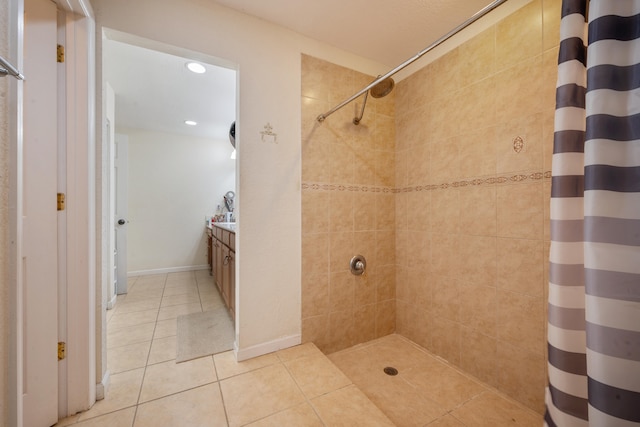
[
  {"xmin": 186, "ymin": 62, "xmax": 206, "ymax": 74},
  {"xmin": 184, "ymin": 120, "xmax": 197, "ymax": 126}
]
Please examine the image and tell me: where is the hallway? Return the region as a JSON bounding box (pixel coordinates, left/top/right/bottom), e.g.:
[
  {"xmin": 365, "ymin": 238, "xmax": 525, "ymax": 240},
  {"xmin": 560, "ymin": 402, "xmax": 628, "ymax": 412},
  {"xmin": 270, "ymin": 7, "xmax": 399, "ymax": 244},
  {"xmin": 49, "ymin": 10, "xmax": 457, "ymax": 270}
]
[{"xmin": 55, "ymin": 271, "xmax": 542, "ymax": 426}]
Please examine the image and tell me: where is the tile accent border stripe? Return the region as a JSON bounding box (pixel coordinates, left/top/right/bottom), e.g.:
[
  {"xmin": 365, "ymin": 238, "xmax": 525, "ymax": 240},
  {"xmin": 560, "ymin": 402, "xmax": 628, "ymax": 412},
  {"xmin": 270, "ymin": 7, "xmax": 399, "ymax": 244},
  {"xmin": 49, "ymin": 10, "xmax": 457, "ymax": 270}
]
[{"xmin": 302, "ymin": 171, "xmax": 552, "ymax": 193}]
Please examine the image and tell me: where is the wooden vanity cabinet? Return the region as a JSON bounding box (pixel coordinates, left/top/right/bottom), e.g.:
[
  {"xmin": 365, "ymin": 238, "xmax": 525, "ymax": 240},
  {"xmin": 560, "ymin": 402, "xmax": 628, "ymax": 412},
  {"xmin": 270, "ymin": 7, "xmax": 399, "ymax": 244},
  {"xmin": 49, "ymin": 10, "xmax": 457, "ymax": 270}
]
[{"xmin": 208, "ymin": 224, "xmax": 235, "ymax": 317}]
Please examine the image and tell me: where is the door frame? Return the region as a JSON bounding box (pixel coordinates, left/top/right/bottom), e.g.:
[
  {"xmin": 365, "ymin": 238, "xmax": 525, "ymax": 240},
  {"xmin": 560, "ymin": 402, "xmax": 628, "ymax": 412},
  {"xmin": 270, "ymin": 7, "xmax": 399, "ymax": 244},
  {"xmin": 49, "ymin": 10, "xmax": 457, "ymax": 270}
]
[{"xmin": 7, "ymin": 0, "xmax": 96, "ymax": 424}]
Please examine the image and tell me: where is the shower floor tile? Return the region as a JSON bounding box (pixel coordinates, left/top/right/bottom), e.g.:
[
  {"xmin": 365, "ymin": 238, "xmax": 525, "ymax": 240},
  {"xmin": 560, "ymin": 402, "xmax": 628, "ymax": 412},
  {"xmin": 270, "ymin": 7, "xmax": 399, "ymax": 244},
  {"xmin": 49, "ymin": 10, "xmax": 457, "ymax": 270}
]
[{"xmin": 329, "ymin": 334, "xmax": 543, "ymax": 426}]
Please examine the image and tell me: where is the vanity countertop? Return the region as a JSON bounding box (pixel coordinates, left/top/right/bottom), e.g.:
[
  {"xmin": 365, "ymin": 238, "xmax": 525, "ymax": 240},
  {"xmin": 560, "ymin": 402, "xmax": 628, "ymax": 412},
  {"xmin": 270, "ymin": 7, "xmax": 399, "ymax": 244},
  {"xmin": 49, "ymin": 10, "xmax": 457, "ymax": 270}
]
[{"xmin": 209, "ymin": 222, "xmax": 236, "ymax": 233}]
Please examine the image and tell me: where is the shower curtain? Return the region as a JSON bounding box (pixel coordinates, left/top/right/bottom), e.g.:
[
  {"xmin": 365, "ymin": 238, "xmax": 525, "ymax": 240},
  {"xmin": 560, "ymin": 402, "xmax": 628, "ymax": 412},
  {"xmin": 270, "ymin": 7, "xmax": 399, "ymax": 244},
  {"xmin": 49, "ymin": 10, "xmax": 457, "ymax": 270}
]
[{"xmin": 546, "ymin": 0, "xmax": 640, "ymax": 426}]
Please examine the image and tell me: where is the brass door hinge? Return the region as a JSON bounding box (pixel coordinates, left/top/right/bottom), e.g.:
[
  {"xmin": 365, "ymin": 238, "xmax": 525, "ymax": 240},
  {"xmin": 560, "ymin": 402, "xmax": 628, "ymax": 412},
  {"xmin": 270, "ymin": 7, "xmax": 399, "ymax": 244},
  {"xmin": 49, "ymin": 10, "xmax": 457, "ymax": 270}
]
[
  {"xmin": 58, "ymin": 342, "xmax": 66, "ymax": 361},
  {"xmin": 57, "ymin": 193, "xmax": 65, "ymax": 211},
  {"xmin": 57, "ymin": 44, "xmax": 65, "ymax": 63}
]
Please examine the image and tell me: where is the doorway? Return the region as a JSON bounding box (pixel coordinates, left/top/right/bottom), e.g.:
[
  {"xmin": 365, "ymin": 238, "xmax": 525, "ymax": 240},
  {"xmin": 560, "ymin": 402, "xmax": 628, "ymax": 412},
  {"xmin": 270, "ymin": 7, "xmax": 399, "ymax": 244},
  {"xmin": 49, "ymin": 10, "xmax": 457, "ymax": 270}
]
[{"xmin": 101, "ymin": 29, "xmax": 238, "ymax": 382}]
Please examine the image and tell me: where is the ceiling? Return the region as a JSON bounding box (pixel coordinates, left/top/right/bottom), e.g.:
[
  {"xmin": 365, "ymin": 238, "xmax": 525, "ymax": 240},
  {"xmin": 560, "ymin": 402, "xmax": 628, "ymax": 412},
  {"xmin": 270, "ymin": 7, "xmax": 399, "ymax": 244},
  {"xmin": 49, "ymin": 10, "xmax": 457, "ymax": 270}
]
[
  {"xmin": 104, "ymin": 0, "xmax": 498, "ymax": 140},
  {"xmin": 103, "ymin": 39, "xmax": 237, "ymax": 142},
  {"xmin": 211, "ymin": 0, "xmax": 499, "ymax": 67}
]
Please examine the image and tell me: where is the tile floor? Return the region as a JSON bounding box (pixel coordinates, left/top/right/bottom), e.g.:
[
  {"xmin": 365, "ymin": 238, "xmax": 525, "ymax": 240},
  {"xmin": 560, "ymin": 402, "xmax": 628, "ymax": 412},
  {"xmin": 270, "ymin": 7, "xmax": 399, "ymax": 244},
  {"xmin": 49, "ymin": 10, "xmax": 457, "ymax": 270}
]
[{"xmin": 55, "ymin": 271, "xmax": 543, "ymax": 426}]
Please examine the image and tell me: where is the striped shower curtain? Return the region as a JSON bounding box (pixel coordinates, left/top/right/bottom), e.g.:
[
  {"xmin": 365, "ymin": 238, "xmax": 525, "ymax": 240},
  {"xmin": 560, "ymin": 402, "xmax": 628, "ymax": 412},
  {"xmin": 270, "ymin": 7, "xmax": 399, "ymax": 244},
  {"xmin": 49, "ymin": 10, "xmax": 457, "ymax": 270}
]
[{"xmin": 546, "ymin": 0, "xmax": 640, "ymax": 426}]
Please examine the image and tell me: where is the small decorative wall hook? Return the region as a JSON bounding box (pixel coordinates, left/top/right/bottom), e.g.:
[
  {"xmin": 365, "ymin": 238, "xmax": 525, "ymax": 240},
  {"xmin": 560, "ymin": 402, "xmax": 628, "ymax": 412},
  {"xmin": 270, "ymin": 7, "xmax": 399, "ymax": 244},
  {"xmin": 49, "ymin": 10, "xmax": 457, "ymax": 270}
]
[{"xmin": 261, "ymin": 123, "xmax": 277, "ymax": 144}]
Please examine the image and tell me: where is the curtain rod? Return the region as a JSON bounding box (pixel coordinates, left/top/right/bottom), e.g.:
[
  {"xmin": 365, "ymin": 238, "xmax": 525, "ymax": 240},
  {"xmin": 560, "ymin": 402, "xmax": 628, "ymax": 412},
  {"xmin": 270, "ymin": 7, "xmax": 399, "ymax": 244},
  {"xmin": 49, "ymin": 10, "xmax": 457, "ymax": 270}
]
[
  {"xmin": 0, "ymin": 54, "xmax": 25, "ymax": 80},
  {"xmin": 316, "ymin": 0, "xmax": 508, "ymax": 123}
]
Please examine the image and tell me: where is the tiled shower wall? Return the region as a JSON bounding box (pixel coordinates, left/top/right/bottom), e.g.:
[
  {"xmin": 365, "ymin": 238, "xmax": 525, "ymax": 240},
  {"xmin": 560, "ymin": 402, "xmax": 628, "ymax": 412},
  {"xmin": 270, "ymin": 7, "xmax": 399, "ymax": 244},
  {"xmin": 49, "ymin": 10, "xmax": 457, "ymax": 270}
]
[
  {"xmin": 394, "ymin": 0, "xmax": 559, "ymax": 413},
  {"xmin": 301, "ymin": 55, "xmax": 397, "ymax": 354},
  {"xmin": 301, "ymin": 0, "xmax": 559, "ymax": 414}
]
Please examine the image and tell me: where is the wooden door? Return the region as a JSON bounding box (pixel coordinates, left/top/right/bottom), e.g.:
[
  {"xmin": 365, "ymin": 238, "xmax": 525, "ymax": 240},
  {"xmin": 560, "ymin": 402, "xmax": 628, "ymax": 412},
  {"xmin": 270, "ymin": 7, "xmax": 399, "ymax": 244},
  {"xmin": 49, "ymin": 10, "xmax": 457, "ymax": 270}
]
[{"xmin": 22, "ymin": 0, "xmax": 59, "ymax": 424}]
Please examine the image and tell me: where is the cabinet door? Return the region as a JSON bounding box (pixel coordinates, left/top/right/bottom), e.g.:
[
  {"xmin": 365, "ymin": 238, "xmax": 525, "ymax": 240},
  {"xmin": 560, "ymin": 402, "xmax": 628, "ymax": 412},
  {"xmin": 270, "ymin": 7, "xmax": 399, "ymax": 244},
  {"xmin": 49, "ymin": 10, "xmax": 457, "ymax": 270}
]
[
  {"xmin": 207, "ymin": 234, "xmax": 213, "ymax": 275},
  {"xmin": 214, "ymin": 239, "xmax": 223, "ymax": 293},
  {"xmin": 228, "ymin": 250, "xmax": 235, "ymax": 319},
  {"xmin": 222, "ymin": 245, "xmax": 231, "ymax": 307}
]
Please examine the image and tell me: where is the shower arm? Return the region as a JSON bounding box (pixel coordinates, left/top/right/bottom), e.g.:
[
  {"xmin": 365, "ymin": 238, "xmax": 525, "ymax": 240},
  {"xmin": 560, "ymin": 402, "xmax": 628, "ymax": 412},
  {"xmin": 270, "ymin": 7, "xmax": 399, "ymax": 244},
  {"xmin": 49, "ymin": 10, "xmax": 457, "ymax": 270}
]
[
  {"xmin": 0, "ymin": 54, "xmax": 25, "ymax": 80},
  {"xmin": 316, "ymin": 0, "xmax": 508, "ymax": 123}
]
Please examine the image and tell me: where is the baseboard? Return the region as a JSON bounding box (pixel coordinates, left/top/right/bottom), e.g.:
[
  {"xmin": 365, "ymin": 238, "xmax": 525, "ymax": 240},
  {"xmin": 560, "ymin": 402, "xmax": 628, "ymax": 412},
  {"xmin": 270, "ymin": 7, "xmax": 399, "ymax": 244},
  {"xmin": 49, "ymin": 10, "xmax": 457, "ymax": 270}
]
[
  {"xmin": 106, "ymin": 292, "xmax": 117, "ymax": 310},
  {"xmin": 234, "ymin": 334, "xmax": 302, "ymax": 362},
  {"xmin": 128, "ymin": 265, "xmax": 209, "ymax": 277},
  {"xmin": 96, "ymin": 370, "xmax": 110, "ymax": 401}
]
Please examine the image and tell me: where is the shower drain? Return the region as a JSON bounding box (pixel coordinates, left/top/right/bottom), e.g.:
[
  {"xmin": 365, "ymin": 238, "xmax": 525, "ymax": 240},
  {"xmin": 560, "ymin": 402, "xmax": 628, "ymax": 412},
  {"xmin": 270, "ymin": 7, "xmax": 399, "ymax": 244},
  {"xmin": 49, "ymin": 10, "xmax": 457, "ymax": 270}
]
[{"xmin": 383, "ymin": 367, "xmax": 398, "ymax": 376}]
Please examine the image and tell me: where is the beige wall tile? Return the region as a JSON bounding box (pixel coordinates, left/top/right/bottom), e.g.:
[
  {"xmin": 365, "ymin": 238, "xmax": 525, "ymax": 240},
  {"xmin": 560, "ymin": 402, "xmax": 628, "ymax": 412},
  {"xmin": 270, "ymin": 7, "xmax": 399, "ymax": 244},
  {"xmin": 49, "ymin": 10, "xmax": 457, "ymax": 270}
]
[
  {"xmin": 376, "ymin": 265, "xmax": 396, "ymax": 302},
  {"xmin": 376, "ymin": 299, "xmax": 396, "ymax": 338},
  {"xmin": 407, "ymin": 191, "xmax": 430, "ymax": 232},
  {"xmin": 329, "ymin": 191, "xmax": 354, "ymax": 232},
  {"xmin": 460, "ymin": 27, "xmax": 496, "ymax": 87},
  {"xmin": 354, "ymin": 303, "xmax": 377, "ymax": 344},
  {"xmin": 496, "ymin": 0, "xmax": 543, "ymax": 70},
  {"xmin": 407, "ymin": 143, "xmax": 431, "ymax": 185},
  {"xmin": 395, "ymin": 149, "xmax": 408, "ymax": 188},
  {"xmin": 354, "ymin": 270, "xmax": 376, "ymax": 307},
  {"xmin": 431, "ymin": 317, "xmax": 461, "ymax": 366},
  {"xmin": 543, "ymin": 0, "xmax": 562, "ymax": 51},
  {"xmin": 373, "ymin": 114, "xmax": 396, "ymax": 151},
  {"xmin": 329, "ymin": 271, "xmax": 354, "ymax": 312},
  {"xmin": 430, "ymin": 48, "xmax": 462, "ymax": 100},
  {"xmin": 328, "ymin": 309, "xmax": 355, "ymax": 352},
  {"xmin": 494, "ymin": 56, "xmax": 544, "ymax": 124},
  {"xmin": 376, "ymin": 193, "xmax": 396, "ymax": 230},
  {"xmin": 431, "ymin": 233, "xmax": 461, "ymax": 278},
  {"xmin": 375, "ymin": 230, "xmax": 396, "ymax": 266},
  {"xmin": 407, "ymin": 230, "xmax": 430, "ymax": 269},
  {"xmin": 458, "ymin": 126, "xmax": 498, "ymax": 178},
  {"xmin": 497, "ymin": 342, "xmax": 546, "ymax": 413},
  {"xmin": 497, "ymin": 182, "xmax": 544, "ymax": 239},
  {"xmin": 353, "ymin": 147, "xmax": 377, "ymax": 185},
  {"xmin": 542, "ymin": 47, "xmax": 560, "ymax": 112},
  {"xmin": 302, "ymin": 271, "xmax": 329, "ymax": 318},
  {"xmin": 301, "ymin": 314, "xmax": 330, "ymax": 352},
  {"xmin": 431, "ymin": 136, "xmax": 461, "ymax": 182},
  {"xmin": 405, "ymin": 266, "xmax": 430, "ymax": 307},
  {"xmin": 302, "ymin": 191, "xmax": 329, "ymax": 234},
  {"xmin": 497, "ymin": 238, "xmax": 544, "ymax": 297},
  {"xmin": 497, "ymin": 290, "xmax": 544, "ymax": 355},
  {"xmin": 301, "ymin": 232, "xmax": 328, "ymax": 276},
  {"xmin": 460, "ymin": 236, "xmax": 497, "ymax": 287},
  {"xmin": 353, "ymin": 192, "xmax": 376, "ymax": 232},
  {"xmin": 395, "ymin": 192, "xmax": 408, "ymax": 230},
  {"xmin": 497, "ymin": 113, "xmax": 544, "ymax": 174},
  {"xmin": 459, "ymin": 186, "xmax": 497, "ymax": 236},
  {"xmin": 431, "ymin": 189, "xmax": 460, "ymax": 234},
  {"xmin": 432, "ymin": 275, "xmax": 460, "ymax": 323},
  {"xmin": 459, "ymin": 282, "xmax": 497, "ymax": 338},
  {"xmin": 329, "ymin": 231, "xmax": 354, "ymax": 273},
  {"xmin": 458, "ymin": 78, "xmax": 497, "ymax": 135},
  {"xmin": 460, "ymin": 327, "xmax": 498, "ymax": 387}
]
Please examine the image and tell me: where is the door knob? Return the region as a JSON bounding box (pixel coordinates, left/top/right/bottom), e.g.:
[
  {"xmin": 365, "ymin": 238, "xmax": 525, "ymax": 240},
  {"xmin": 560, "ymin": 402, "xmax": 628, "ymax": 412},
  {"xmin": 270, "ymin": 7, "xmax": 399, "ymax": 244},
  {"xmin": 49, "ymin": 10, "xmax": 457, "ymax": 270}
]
[{"xmin": 117, "ymin": 219, "xmax": 126, "ymax": 225}]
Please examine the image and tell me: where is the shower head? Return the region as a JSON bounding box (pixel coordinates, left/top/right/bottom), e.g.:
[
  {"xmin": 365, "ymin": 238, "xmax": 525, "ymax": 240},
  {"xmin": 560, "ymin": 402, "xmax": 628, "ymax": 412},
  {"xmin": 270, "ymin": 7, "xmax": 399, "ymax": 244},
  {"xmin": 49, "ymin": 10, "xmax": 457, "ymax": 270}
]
[
  {"xmin": 370, "ymin": 77, "xmax": 395, "ymax": 98},
  {"xmin": 352, "ymin": 77, "xmax": 395, "ymax": 125}
]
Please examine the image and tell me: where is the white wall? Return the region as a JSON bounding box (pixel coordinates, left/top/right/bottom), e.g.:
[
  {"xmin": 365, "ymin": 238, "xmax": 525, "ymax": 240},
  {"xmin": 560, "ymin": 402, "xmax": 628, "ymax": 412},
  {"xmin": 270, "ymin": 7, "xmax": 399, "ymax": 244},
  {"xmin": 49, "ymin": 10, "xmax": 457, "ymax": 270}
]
[
  {"xmin": 123, "ymin": 127, "xmax": 235, "ymax": 273},
  {"xmin": 92, "ymin": 0, "xmax": 388, "ymax": 357}
]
